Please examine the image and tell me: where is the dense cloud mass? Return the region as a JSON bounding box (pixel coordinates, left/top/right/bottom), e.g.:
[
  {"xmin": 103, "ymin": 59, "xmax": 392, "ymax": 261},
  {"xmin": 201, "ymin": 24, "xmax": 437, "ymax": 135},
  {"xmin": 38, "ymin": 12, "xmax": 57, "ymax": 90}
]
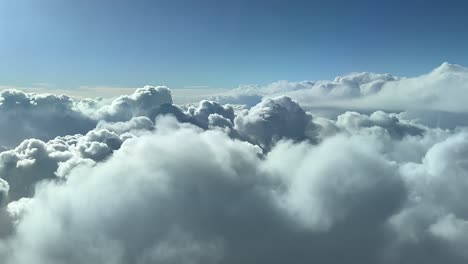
[
  {"xmin": 234, "ymin": 96, "xmax": 317, "ymax": 148},
  {"xmin": 1, "ymin": 63, "xmax": 468, "ymax": 263}
]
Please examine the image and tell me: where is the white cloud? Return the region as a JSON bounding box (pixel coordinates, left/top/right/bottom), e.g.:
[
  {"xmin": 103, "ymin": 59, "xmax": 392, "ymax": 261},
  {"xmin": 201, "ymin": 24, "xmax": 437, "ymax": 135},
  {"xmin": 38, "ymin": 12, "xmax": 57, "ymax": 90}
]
[
  {"xmin": 1, "ymin": 65, "xmax": 468, "ymax": 263},
  {"xmin": 0, "ymin": 89, "xmax": 96, "ymax": 147},
  {"xmin": 0, "ymin": 113, "xmax": 464, "ymax": 263},
  {"xmin": 0, "ymin": 125, "xmax": 134, "ymax": 201},
  {"xmin": 218, "ymin": 63, "xmax": 468, "ymax": 115},
  {"xmin": 234, "ymin": 96, "xmax": 317, "ymax": 149}
]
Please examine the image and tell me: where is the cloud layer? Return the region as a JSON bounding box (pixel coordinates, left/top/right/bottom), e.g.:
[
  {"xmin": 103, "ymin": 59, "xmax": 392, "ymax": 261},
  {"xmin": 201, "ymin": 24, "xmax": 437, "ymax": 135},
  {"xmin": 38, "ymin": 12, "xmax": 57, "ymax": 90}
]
[
  {"xmin": 217, "ymin": 62, "xmax": 468, "ymax": 115},
  {"xmin": 1, "ymin": 63, "xmax": 468, "ymax": 263}
]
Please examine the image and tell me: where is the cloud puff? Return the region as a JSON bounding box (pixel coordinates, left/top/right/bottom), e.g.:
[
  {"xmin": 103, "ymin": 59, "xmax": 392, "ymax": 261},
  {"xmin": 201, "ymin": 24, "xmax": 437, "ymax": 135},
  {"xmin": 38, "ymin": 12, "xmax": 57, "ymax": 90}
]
[
  {"xmin": 0, "ymin": 126, "xmax": 132, "ymax": 201},
  {"xmin": 93, "ymin": 86, "xmax": 173, "ymax": 122},
  {"xmin": 335, "ymin": 111, "xmax": 425, "ymax": 139},
  {"xmin": 234, "ymin": 96, "xmax": 317, "ymax": 149},
  {"xmin": 187, "ymin": 100, "xmax": 235, "ymax": 129}
]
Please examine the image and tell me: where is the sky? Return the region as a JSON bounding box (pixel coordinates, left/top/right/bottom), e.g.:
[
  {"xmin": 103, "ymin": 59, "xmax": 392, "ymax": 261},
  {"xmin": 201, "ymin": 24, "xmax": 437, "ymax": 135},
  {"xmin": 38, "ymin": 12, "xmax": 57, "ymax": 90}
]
[
  {"xmin": 1, "ymin": 0, "xmax": 467, "ymax": 89},
  {"xmin": 4, "ymin": 2, "xmax": 468, "ymax": 263}
]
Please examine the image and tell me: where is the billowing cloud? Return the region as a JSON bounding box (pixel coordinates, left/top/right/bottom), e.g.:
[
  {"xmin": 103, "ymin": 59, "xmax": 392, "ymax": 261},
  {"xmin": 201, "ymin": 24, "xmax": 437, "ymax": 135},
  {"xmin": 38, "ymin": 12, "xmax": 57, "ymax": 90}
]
[
  {"xmin": 234, "ymin": 96, "xmax": 317, "ymax": 148},
  {"xmin": 0, "ymin": 86, "xmax": 174, "ymax": 147},
  {"xmin": 335, "ymin": 111, "xmax": 425, "ymax": 139},
  {"xmin": 0, "ymin": 90, "xmax": 96, "ymax": 147},
  {"xmin": 187, "ymin": 100, "xmax": 235, "ymax": 129},
  {"xmin": 218, "ymin": 63, "xmax": 468, "ymax": 117},
  {"xmin": 0, "ymin": 113, "xmax": 464, "ymax": 263},
  {"xmin": 0, "ymin": 126, "xmax": 133, "ymax": 201},
  {"xmin": 1, "ymin": 64, "xmax": 468, "ymax": 263},
  {"xmin": 223, "ymin": 71, "xmax": 399, "ymax": 102},
  {"xmin": 92, "ymin": 86, "xmax": 173, "ymax": 122}
]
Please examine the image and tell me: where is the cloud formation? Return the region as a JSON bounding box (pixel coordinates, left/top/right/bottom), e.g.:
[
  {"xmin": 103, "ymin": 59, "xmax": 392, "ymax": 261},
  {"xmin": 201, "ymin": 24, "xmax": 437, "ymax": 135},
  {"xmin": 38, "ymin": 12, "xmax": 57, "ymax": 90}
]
[
  {"xmin": 1, "ymin": 64, "xmax": 468, "ymax": 263},
  {"xmin": 0, "ymin": 90, "xmax": 95, "ymax": 147},
  {"xmin": 218, "ymin": 63, "xmax": 468, "ymax": 115},
  {"xmin": 0, "ymin": 115, "xmax": 466, "ymax": 263},
  {"xmin": 234, "ymin": 96, "xmax": 317, "ymax": 148},
  {"xmin": 0, "ymin": 86, "xmax": 176, "ymax": 147},
  {"xmin": 0, "ymin": 126, "xmax": 132, "ymax": 201}
]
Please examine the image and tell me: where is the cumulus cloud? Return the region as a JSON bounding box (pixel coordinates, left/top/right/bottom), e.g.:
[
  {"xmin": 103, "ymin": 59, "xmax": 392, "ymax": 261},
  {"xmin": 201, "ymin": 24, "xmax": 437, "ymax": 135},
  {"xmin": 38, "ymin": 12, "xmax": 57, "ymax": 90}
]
[
  {"xmin": 0, "ymin": 86, "xmax": 176, "ymax": 147},
  {"xmin": 234, "ymin": 96, "xmax": 317, "ymax": 148},
  {"xmin": 224, "ymin": 71, "xmax": 398, "ymax": 102},
  {"xmin": 0, "ymin": 113, "xmax": 464, "ymax": 263},
  {"xmin": 335, "ymin": 111, "xmax": 425, "ymax": 139},
  {"xmin": 92, "ymin": 86, "xmax": 173, "ymax": 122},
  {"xmin": 180, "ymin": 100, "xmax": 236, "ymax": 130},
  {"xmin": 3, "ymin": 63, "xmax": 467, "ymax": 147},
  {"xmin": 218, "ymin": 63, "xmax": 468, "ymax": 120},
  {"xmin": 0, "ymin": 126, "xmax": 132, "ymax": 201},
  {"xmin": 0, "ymin": 90, "xmax": 96, "ymax": 147},
  {"xmin": 1, "ymin": 64, "xmax": 468, "ymax": 263}
]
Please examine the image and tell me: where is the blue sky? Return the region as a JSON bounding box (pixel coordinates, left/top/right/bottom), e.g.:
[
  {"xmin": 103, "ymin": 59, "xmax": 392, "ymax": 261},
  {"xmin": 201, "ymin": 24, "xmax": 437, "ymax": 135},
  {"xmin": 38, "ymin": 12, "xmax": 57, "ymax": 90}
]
[{"xmin": 0, "ymin": 0, "xmax": 467, "ymax": 89}]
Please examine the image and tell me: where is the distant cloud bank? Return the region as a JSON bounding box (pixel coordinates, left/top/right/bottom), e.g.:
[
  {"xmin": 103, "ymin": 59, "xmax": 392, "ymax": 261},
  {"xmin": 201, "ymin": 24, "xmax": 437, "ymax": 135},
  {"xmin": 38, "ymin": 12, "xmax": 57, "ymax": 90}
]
[{"xmin": 217, "ymin": 62, "xmax": 468, "ymax": 112}]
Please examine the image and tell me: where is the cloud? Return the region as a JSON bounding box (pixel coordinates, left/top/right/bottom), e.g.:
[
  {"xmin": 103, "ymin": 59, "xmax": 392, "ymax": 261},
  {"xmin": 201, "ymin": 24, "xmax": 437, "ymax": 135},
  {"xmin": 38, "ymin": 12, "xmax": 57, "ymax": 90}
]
[
  {"xmin": 384, "ymin": 131, "xmax": 468, "ymax": 263},
  {"xmin": 0, "ymin": 86, "xmax": 180, "ymax": 147},
  {"xmin": 234, "ymin": 96, "xmax": 317, "ymax": 149},
  {"xmin": 0, "ymin": 90, "xmax": 96, "ymax": 147},
  {"xmin": 2, "ymin": 62, "xmax": 467, "ymax": 148},
  {"xmin": 219, "ymin": 63, "xmax": 468, "ymax": 116},
  {"xmin": 230, "ymin": 71, "xmax": 398, "ymax": 100},
  {"xmin": 0, "ymin": 179, "xmax": 8, "ymax": 206},
  {"xmin": 2, "ymin": 65, "xmax": 468, "ymax": 263},
  {"xmin": 335, "ymin": 111, "xmax": 425, "ymax": 139},
  {"xmin": 0, "ymin": 126, "xmax": 133, "ymax": 201},
  {"xmin": 0, "ymin": 112, "xmax": 465, "ymax": 263},
  {"xmin": 265, "ymin": 134, "xmax": 406, "ymax": 231},
  {"xmin": 93, "ymin": 86, "xmax": 173, "ymax": 122},
  {"xmin": 213, "ymin": 94, "xmax": 263, "ymax": 108},
  {"xmin": 96, "ymin": 117, "xmax": 155, "ymax": 134},
  {"xmin": 1, "ymin": 117, "xmax": 269, "ymax": 264},
  {"xmin": 0, "ymin": 86, "xmax": 248, "ymax": 147},
  {"xmin": 187, "ymin": 100, "xmax": 235, "ymax": 129}
]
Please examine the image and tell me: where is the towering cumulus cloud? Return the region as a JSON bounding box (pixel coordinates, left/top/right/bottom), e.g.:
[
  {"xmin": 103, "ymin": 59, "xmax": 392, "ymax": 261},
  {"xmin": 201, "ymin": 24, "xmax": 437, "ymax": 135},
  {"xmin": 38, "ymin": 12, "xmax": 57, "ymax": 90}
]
[{"xmin": 1, "ymin": 63, "xmax": 468, "ymax": 263}]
